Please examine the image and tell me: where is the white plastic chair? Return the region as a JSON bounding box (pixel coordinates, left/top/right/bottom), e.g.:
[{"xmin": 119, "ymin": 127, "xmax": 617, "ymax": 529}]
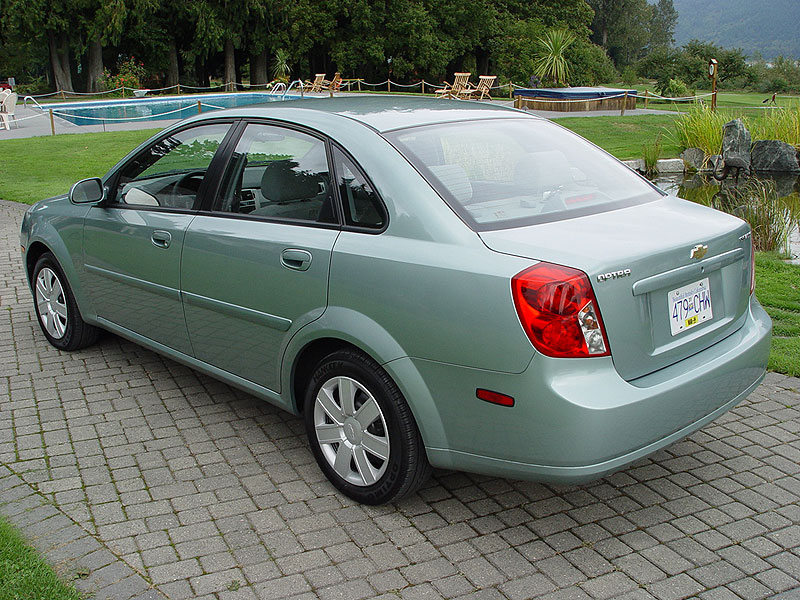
[{"xmin": 0, "ymin": 92, "xmax": 18, "ymax": 130}]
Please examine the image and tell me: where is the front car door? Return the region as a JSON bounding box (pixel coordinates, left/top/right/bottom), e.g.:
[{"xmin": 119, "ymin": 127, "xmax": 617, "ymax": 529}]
[
  {"xmin": 83, "ymin": 122, "xmax": 233, "ymax": 354},
  {"xmin": 181, "ymin": 122, "xmax": 341, "ymax": 392}
]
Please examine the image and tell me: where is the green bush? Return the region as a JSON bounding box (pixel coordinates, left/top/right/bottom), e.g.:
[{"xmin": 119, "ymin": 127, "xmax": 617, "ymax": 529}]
[
  {"xmin": 565, "ymin": 39, "xmax": 617, "ymax": 86},
  {"xmin": 657, "ymin": 77, "xmax": 690, "ymax": 98},
  {"xmin": 621, "ymin": 66, "xmax": 637, "ymax": 87}
]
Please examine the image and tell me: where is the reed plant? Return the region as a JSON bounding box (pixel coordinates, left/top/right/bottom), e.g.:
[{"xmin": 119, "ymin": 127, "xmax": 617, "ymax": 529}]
[
  {"xmin": 642, "ymin": 134, "xmax": 662, "ymax": 177},
  {"xmin": 713, "ymin": 180, "xmax": 800, "ymax": 252},
  {"xmin": 748, "ymin": 103, "xmax": 800, "ymax": 148},
  {"xmin": 672, "ymin": 103, "xmax": 728, "ymax": 159}
]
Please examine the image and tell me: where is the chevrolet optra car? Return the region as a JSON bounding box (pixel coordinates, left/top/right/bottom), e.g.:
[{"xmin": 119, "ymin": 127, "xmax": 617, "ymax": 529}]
[{"xmin": 21, "ymin": 97, "xmax": 771, "ymax": 504}]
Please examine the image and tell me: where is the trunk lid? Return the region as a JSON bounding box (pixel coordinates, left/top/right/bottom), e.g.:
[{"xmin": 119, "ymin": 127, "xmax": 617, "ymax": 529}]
[{"xmin": 480, "ymin": 196, "xmax": 753, "ymax": 381}]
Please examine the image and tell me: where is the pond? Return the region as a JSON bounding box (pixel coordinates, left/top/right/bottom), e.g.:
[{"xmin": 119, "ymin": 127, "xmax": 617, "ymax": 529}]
[{"xmin": 652, "ymin": 172, "xmax": 800, "ymax": 262}]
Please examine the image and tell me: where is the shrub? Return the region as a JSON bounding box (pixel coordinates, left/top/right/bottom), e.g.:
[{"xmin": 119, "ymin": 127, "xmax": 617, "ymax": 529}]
[
  {"xmin": 657, "ymin": 77, "xmax": 690, "ymax": 98},
  {"xmin": 566, "ymin": 39, "xmax": 617, "ymax": 86},
  {"xmin": 621, "ymin": 66, "xmax": 637, "ymax": 87},
  {"xmin": 100, "ymin": 57, "xmax": 147, "ymax": 93}
]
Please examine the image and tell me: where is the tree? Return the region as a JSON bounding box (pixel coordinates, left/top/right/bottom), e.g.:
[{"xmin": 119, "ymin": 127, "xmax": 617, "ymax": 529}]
[
  {"xmin": 648, "ymin": 0, "xmax": 677, "ymax": 50},
  {"xmin": 534, "ymin": 29, "xmax": 575, "ymax": 86},
  {"xmin": 587, "ymin": 0, "xmax": 651, "ymax": 66}
]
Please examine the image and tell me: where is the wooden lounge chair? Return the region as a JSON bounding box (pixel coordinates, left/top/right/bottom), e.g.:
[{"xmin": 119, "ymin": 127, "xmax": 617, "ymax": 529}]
[
  {"xmin": 458, "ymin": 75, "xmax": 497, "ymax": 101},
  {"xmin": 322, "ymin": 72, "xmax": 342, "ymax": 93},
  {"xmin": 307, "ymin": 74, "xmax": 326, "ymax": 93},
  {"xmin": 435, "ymin": 73, "xmax": 471, "ymax": 99},
  {"xmin": 0, "ymin": 92, "xmax": 18, "ymax": 130}
]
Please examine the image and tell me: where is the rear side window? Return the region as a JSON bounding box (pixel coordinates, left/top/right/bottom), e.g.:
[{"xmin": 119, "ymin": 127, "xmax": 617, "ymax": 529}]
[
  {"xmin": 332, "ymin": 147, "xmax": 386, "ymax": 230},
  {"xmin": 386, "ymin": 118, "xmax": 662, "ymax": 230}
]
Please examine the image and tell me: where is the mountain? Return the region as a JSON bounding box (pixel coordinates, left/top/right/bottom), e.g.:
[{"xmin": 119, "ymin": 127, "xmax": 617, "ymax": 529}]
[{"xmin": 671, "ymin": 0, "xmax": 800, "ymax": 59}]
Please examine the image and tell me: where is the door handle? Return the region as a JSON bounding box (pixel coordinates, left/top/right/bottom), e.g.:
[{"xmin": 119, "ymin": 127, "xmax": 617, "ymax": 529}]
[
  {"xmin": 280, "ymin": 248, "xmax": 312, "ymax": 271},
  {"xmin": 151, "ymin": 230, "xmax": 172, "ymax": 248}
]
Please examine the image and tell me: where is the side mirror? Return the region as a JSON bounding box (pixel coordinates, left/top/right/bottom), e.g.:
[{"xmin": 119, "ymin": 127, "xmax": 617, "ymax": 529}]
[{"xmin": 69, "ymin": 177, "xmax": 105, "ymax": 204}]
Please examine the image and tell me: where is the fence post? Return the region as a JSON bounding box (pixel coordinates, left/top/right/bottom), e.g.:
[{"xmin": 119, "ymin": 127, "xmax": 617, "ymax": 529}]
[
  {"xmin": 197, "ymin": 100, "xmax": 202, "ymax": 114},
  {"xmin": 60, "ymin": 90, "xmax": 66, "ymax": 101},
  {"xmin": 509, "ymin": 83, "xmax": 513, "ymax": 99},
  {"xmin": 620, "ymin": 91, "xmax": 628, "ymax": 116},
  {"xmin": 177, "ymin": 83, "xmax": 181, "ymax": 95},
  {"xmin": 357, "ymin": 79, "xmax": 362, "ymax": 92},
  {"xmin": 421, "ymin": 81, "xmax": 425, "ymax": 95},
  {"xmin": 644, "ymin": 89, "xmax": 649, "ymax": 109},
  {"xmin": 387, "ymin": 80, "xmax": 391, "ymax": 93},
  {"xmin": 49, "ymin": 109, "xmax": 55, "ymax": 135}
]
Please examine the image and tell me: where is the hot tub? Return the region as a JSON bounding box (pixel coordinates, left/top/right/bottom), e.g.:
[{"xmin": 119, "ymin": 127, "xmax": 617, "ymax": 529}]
[{"xmin": 513, "ymin": 87, "xmax": 637, "ymax": 112}]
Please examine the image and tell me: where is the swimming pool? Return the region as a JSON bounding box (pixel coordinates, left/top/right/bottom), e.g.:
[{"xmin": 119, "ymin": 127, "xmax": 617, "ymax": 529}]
[{"xmin": 49, "ymin": 92, "xmax": 299, "ymax": 126}]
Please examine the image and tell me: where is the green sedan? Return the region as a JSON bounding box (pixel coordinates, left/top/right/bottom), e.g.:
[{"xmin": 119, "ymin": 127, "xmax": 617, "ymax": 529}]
[{"xmin": 20, "ymin": 97, "xmax": 771, "ymax": 504}]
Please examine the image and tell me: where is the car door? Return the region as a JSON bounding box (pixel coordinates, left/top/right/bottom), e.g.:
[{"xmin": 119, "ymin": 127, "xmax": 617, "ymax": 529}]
[
  {"xmin": 82, "ymin": 121, "xmax": 234, "ymax": 354},
  {"xmin": 181, "ymin": 122, "xmax": 340, "ymax": 392}
]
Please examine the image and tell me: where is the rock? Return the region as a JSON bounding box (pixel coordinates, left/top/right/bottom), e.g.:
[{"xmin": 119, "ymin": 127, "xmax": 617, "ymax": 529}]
[
  {"xmin": 721, "ymin": 119, "xmax": 751, "ymax": 172},
  {"xmin": 680, "ymin": 147, "xmax": 706, "ymax": 172},
  {"xmin": 656, "ymin": 158, "xmax": 685, "ymax": 173},
  {"xmin": 751, "ymin": 140, "xmax": 800, "ymax": 173},
  {"xmin": 622, "ymin": 159, "xmax": 644, "ymax": 172}
]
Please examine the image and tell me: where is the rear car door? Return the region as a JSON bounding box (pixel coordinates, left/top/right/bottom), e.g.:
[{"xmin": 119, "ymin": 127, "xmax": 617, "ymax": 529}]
[
  {"xmin": 83, "ymin": 122, "xmax": 234, "ymax": 354},
  {"xmin": 181, "ymin": 122, "xmax": 340, "ymax": 391}
]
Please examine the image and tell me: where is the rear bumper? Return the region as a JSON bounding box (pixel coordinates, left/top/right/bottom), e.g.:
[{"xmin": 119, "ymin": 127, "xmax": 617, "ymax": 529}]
[{"xmin": 398, "ymin": 296, "xmax": 771, "ymax": 484}]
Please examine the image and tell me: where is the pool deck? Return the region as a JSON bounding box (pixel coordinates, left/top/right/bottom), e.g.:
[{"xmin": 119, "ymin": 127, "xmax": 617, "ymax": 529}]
[{"xmin": 0, "ymin": 93, "xmax": 670, "ymax": 140}]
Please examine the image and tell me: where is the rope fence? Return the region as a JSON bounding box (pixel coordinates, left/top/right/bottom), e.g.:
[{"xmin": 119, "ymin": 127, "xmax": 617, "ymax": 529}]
[{"xmin": 7, "ymin": 79, "xmax": 798, "ymax": 137}]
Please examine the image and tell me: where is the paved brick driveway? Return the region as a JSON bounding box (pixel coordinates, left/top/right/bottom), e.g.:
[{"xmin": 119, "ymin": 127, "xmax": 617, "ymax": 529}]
[{"xmin": 1, "ymin": 198, "xmax": 799, "ymax": 600}]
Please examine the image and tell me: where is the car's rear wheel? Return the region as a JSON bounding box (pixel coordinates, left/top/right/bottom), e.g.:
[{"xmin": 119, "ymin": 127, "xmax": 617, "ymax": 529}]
[
  {"xmin": 304, "ymin": 349, "xmax": 430, "ymax": 504},
  {"xmin": 32, "ymin": 253, "xmax": 99, "ymax": 351}
]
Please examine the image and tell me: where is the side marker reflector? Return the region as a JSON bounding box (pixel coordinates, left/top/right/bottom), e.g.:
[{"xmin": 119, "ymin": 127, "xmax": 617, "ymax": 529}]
[{"xmin": 476, "ymin": 388, "xmax": 515, "ymax": 407}]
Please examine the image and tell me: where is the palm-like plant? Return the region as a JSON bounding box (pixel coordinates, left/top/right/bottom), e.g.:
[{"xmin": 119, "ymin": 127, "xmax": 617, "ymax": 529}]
[
  {"xmin": 272, "ymin": 49, "xmax": 291, "ymax": 82},
  {"xmin": 533, "ymin": 29, "xmax": 575, "ymax": 87}
]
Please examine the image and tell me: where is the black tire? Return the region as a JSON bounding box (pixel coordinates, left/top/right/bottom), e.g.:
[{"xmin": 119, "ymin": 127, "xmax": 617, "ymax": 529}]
[
  {"xmin": 31, "ymin": 252, "xmax": 99, "ymax": 351},
  {"xmin": 304, "ymin": 349, "xmax": 431, "ymax": 505}
]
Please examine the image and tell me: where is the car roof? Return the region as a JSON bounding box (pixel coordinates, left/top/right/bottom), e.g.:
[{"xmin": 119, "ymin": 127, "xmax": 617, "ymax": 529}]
[{"xmin": 206, "ymin": 96, "xmax": 533, "ymax": 133}]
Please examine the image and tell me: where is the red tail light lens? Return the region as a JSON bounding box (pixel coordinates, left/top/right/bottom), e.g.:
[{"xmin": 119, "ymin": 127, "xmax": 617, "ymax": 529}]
[{"xmin": 512, "ymin": 262, "xmax": 610, "ymax": 358}]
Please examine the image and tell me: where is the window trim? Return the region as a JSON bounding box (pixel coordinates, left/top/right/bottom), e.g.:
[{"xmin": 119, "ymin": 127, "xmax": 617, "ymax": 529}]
[
  {"xmin": 103, "ymin": 118, "xmax": 241, "ymax": 213},
  {"xmin": 198, "ymin": 118, "xmax": 343, "ymax": 229}
]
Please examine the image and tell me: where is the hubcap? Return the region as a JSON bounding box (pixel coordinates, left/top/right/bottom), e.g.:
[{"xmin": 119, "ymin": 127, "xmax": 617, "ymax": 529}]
[
  {"xmin": 35, "ymin": 267, "xmax": 68, "ymax": 340},
  {"xmin": 314, "ymin": 376, "xmax": 390, "ymax": 487}
]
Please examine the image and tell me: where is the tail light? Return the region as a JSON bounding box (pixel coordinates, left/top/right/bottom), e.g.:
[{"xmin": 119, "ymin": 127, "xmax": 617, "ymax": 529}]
[
  {"xmin": 749, "ymin": 237, "xmax": 756, "ymax": 294},
  {"xmin": 512, "ymin": 262, "xmax": 610, "ymax": 358}
]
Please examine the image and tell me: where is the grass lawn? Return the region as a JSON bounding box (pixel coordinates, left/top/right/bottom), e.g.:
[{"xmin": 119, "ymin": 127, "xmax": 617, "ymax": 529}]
[
  {"xmin": 0, "ymin": 129, "xmax": 159, "ymax": 204},
  {"xmin": 557, "ymin": 114, "xmax": 681, "ymax": 160},
  {"xmin": 755, "ymin": 253, "xmax": 800, "ymax": 376},
  {"xmin": 0, "ymin": 516, "xmax": 83, "ymax": 600}
]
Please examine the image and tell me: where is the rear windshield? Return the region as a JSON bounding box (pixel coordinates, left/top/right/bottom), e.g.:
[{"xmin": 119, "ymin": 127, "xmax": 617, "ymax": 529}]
[{"xmin": 386, "ymin": 118, "xmax": 663, "ymax": 231}]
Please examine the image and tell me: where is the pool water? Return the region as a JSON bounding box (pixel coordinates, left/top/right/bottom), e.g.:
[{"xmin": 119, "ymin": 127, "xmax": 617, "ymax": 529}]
[{"xmin": 49, "ymin": 92, "xmax": 298, "ymax": 126}]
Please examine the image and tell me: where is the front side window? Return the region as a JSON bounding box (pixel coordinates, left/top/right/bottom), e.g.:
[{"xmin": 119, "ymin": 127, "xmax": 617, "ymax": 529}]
[
  {"xmin": 113, "ymin": 123, "xmax": 231, "ymax": 209},
  {"xmin": 215, "ymin": 123, "xmax": 337, "ymax": 224},
  {"xmin": 386, "ymin": 118, "xmax": 663, "ymax": 230}
]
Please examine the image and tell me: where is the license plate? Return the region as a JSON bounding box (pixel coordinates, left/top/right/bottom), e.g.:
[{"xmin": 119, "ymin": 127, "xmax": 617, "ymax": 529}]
[{"xmin": 669, "ymin": 278, "xmax": 713, "ymax": 335}]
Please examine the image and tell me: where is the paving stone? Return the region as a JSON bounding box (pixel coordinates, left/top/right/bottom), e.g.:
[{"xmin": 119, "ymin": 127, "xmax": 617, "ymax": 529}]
[{"xmin": 1, "ymin": 197, "xmax": 799, "ymax": 600}]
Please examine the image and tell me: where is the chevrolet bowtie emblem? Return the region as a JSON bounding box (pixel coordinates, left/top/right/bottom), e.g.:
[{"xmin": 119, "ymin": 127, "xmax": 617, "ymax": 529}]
[{"xmin": 690, "ymin": 244, "xmax": 708, "ymax": 260}]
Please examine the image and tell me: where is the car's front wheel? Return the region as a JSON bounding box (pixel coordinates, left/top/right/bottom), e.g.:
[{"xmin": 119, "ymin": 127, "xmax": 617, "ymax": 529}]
[
  {"xmin": 31, "ymin": 252, "xmax": 99, "ymax": 351},
  {"xmin": 304, "ymin": 349, "xmax": 430, "ymax": 504}
]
